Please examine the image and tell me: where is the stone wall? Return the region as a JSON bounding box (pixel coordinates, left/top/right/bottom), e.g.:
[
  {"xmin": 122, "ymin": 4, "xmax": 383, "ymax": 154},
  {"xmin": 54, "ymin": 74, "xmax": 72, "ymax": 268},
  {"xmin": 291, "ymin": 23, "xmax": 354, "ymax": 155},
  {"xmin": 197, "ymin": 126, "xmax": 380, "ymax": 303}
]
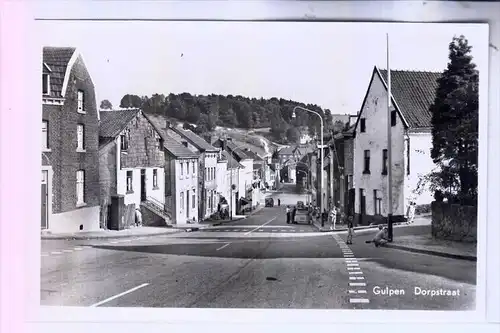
[{"xmin": 431, "ymin": 201, "xmax": 477, "ymax": 242}]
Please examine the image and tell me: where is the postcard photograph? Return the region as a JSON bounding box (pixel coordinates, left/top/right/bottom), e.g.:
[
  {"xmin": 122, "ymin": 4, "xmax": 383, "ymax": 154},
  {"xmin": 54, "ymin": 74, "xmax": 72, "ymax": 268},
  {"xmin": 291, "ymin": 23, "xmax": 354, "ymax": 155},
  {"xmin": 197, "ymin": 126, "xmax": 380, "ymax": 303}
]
[{"xmin": 38, "ymin": 20, "xmax": 486, "ymax": 313}]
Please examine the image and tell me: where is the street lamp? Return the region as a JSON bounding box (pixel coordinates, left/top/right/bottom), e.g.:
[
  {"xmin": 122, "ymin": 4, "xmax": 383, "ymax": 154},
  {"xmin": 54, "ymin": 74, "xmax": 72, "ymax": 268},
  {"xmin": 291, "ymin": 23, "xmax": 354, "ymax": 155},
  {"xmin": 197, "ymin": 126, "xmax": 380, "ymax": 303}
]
[{"xmin": 292, "ymin": 106, "xmax": 325, "ymax": 226}]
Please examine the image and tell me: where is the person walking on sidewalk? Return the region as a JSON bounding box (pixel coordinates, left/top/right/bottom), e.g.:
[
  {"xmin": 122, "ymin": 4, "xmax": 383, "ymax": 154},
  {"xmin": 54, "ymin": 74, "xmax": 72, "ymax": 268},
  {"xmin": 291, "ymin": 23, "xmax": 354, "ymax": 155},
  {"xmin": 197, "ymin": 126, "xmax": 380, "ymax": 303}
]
[
  {"xmin": 135, "ymin": 208, "xmax": 143, "ymax": 227},
  {"xmin": 286, "ymin": 205, "xmax": 291, "ymax": 224},
  {"xmin": 346, "ymin": 215, "xmax": 354, "ymax": 244},
  {"xmin": 278, "ymin": 198, "xmax": 281, "ymax": 206},
  {"xmin": 292, "ymin": 206, "xmax": 297, "ymax": 224}
]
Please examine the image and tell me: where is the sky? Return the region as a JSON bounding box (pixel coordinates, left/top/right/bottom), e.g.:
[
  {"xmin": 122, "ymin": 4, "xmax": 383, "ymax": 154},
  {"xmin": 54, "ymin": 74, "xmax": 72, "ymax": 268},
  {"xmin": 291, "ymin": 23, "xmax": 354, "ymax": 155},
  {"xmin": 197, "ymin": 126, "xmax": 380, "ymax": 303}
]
[{"xmin": 38, "ymin": 21, "xmax": 488, "ymax": 115}]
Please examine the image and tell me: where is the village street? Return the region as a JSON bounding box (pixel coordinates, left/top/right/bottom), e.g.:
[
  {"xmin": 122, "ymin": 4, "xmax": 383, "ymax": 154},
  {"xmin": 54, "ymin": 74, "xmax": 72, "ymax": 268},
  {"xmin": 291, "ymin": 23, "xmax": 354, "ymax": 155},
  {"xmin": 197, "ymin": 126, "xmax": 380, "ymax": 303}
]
[{"xmin": 41, "ymin": 184, "xmax": 476, "ymax": 310}]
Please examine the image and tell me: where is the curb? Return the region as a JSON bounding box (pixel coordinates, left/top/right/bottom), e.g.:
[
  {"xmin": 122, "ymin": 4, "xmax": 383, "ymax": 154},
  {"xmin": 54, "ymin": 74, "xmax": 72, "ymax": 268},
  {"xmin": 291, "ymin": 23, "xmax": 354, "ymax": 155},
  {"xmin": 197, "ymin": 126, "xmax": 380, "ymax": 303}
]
[
  {"xmin": 312, "ymin": 221, "xmax": 411, "ymax": 233},
  {"xmin": 384, "ymin": 243, "xmax": 477, "ymax": 262},
  {"xmin": 41, "ymin": 228, "xmax": 187, "ymax": 240}
]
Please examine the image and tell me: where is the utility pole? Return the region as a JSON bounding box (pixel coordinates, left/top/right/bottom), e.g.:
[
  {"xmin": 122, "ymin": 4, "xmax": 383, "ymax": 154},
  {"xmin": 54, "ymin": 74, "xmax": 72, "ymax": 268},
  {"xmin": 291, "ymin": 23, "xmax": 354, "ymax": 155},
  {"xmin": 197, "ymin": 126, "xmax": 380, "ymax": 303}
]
[
  {"xmin": 330, "ymin": 134, "xmax": 335, "ymax": 211},
  {"xmin": 387, "ymin": 33, "xmax": 394, "ymax": 242}
]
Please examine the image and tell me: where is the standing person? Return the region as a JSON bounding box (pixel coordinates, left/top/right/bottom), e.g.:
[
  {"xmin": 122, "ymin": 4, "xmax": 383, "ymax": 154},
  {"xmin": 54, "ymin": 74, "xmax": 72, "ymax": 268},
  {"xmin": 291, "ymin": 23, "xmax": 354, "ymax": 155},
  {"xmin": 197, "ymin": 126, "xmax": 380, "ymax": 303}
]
[
  {"xmin": 292, "ymin": 206, "xmax": 297, "ymax": 224},
  {"xmin": 286, "ymin": 205, "xmax": 291, "ymax": 224},
  {"xmin": 135, "ymin": 208, "xmax": 143, "ymax": 227},
  {"xmin": 278, "ymin": 198, "xmax": 281, "ymax": 206},
  {"xmin": 346, "ymin": 215, "xmax": 354, "ymax": 244},
  {"xmin": 329, "ymin": 206, "xmax": 337, "ymax": 230}
]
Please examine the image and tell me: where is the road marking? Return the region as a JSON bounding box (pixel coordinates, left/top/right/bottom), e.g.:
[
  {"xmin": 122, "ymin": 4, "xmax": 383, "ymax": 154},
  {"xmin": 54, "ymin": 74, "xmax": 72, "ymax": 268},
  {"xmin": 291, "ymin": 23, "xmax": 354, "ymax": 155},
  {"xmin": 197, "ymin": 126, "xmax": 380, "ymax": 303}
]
[
  {"xmin": 349, "ymin": 276, "xmax": 365, "ymax": 280},
  {"xmin": 349, "ymin": 271, "xmax": 363, "ymax": 275},
  {"xmin": 349, "ymin": 290, "xmax": 367, "ymax": 294},
  {"xmin": 50, "ymin": 251, "xmax": 62, "ymax": 255},
  {"xmin": 349, "ymin": 282, "xmax": 366, "ymax": 287},
  {"xmin": 344, "ymin": 255, "xmax": 355, "ymax": 258},
  {"xmin": 216, "ymin": 243, "xmax": 231, "ymax": 251},
  {"xmin": 74, "ymin": 247, "xmax": 84, "ymax": 251},
  {"xmin": 272, "ymin": 230, "xmax": 278, "ymax": 232},
  {"xmin": 244, "ymin": 217, "xmax": 277, "ymax": 235},
  {"xmin": 350, "ymin": 298, "xmax": 370, "ymax": 304},
  {"xmin": 358, "ymin": 290, "xmax": 367, "ymax": 294},
  {"xmin": 346, "ymin": 263, "xmax": 359, "ymax": 266},
  {"xmin": 62, "ymin": 250, "xmax": 73, "ymax": 253},
  {"xmin": 347, "ymin": 267, "xmax": 360, "ymax": 270},
  {"xmin": 242, "ymin": 230, "xmax": 248, "ymax": 232},
  {"xmin": 110, "ymin": 241, "xmax": 119, "ymax": 244},
  {"xmin": 300, "ymin": 230, "xmax": 305, "ymax": 232},
  {"xmin": 90, "ymin": 283, "xmax": 149, "ymax": 307},
  {"xmin": 258, "ymin": 230, "xmax": 264, "ymax": 232}
]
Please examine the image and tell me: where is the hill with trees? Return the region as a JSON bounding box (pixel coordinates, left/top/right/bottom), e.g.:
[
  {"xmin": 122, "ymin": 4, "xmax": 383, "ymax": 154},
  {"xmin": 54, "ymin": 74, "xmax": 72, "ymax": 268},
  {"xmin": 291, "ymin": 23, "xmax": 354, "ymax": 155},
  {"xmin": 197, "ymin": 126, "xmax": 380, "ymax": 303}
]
[{"xmin": 109, "ymin": 93, "xmax": 343, "ymax": 144}]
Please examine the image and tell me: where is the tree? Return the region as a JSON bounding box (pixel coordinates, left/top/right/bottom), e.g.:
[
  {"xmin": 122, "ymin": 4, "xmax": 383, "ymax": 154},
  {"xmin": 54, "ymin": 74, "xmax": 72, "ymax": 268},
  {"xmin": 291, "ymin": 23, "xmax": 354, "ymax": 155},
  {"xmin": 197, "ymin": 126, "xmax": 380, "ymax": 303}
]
[
  {"xmin": 286, "ymin": 127, "xmax": 300, "ymax": 144},
  {"xmin": 100, "ymin": 99, "xmax": 113, "ymax": 110},
  {"xmin": 119, "ymin": 94, "xmax": 142, "ymax": 108},
  {"xmin": 430, "ymin": 35, "xmax": 479, "ymax": 205}
]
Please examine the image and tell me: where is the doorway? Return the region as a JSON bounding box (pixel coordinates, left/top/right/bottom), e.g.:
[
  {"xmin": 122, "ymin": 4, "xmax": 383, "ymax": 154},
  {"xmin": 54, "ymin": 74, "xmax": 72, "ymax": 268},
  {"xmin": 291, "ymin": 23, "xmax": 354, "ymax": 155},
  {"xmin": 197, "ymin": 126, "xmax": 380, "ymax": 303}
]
[
  {"xmin": 140, "ymin": 169, "xmax": 146, "ymax": 201},
  {"xmin": 186, "ymin": 190, "xmax": 190, "ymax": 219},
  {"xmin": 41, "ymin": 170, "xmax": 48, "ymax": 229}
]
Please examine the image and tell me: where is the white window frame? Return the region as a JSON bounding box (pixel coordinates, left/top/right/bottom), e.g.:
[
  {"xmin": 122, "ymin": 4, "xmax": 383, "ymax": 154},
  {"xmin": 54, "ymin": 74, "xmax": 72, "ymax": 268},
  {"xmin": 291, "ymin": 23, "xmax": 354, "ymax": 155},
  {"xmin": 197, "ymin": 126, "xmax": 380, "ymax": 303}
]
[
  {"xmin": 153, "ymin": 169, "xmax": 158, "ymax": 188},
  {"xmin": 42, "ymin": 74, "xmax": 50, "ymax": 95},
  {"xmin": 180, "ymin": 162, "xmax": 184, "ymax": 177},
  {"xmin": 180, "ymin": 192, "xmax": 184, "ymax": 211},
  {"xmin": 76, "ymin": 170, "xmax": 85, "ymax": 206},
  {"xmin": 77, "ymin": 124, "xmax": 85, "ymax": 151},
  {"xmin": 192, "ymin": 162, "xmax": 195, "ymax": 175},
  {"xmin": 42, "ymin": 120, "xmax": 49, "ymax": 151},
  {"xmin": 77, "ymin": 90, "xmax": 85, "ymax": 113},
  {"xmin": 120, "ymin": 130, "xmax": 129, "ymax": 151},
  {"xmin": 126, "ymin": 170, "xmax": 133, "ymax": 192},
  {"xmin": 192, "ymin": 190, "xmax": 196, "ymax": 209}
]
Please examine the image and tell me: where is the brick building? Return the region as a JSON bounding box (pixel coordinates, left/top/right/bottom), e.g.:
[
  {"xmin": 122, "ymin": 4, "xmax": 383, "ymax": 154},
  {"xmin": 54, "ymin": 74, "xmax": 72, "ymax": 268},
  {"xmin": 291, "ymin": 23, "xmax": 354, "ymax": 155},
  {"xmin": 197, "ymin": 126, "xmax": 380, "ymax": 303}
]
[
  {"xmin": 41, "ymin": 47, "xmax": 100, "ymax": 233},
  {"xmin": 99, "ymin": 109, "xmax": 166, "ymax": 228}
]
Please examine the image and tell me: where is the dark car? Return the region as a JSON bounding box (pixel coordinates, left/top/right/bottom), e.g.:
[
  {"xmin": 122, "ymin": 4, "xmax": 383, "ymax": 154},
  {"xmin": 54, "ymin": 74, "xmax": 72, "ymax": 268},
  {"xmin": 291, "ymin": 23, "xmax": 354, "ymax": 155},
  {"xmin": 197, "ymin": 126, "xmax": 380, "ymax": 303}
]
[
  {"xmin": 296, "ymin": 201, "xmax": 306, "ymax": 210},
  {"xmin": 265, "ymin": 198, "xmax": 274, "ymax": 207}
]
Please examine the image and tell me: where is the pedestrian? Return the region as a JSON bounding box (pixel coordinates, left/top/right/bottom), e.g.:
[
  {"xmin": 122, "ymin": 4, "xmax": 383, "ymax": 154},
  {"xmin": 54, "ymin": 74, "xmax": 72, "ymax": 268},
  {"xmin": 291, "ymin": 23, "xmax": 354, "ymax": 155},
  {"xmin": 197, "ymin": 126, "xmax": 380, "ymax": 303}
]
[
  {"xmin": 278, "ymin": 198, "xmax": 281, "ymax": 206},
  {"xmin": 346, "ymin": 215, "xmax": 354, "ymax": 244},
  {"xmin": 365, "ymin": 225, "xmax": 389, "ymax": 247},
  {"xmin": 292, "ymin": 206, "xmax": 297, "ymax": 224},
  {"xmin": 329, "ymin": 206, "xmax": 337, "ymax": 230},
  {"xmin": 135, "ymin": 208, "xmax": 143, "ymax": 227},
  {"xmin": 286, "ymin": 205, "xmax": 291, "ymax": 224}
]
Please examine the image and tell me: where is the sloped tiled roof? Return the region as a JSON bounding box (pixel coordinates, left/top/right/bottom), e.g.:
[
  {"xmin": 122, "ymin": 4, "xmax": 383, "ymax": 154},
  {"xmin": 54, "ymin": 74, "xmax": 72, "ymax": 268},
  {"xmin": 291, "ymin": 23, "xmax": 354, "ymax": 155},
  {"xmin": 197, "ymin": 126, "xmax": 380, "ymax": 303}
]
[
  {"xmin": 99, "ymin": 109, "xmax": 141, "ymax": 138},
  {"xmin": 378, "ymin": 68, "xmax": 441, "ymax": 128},
  {"xmin": 222, "ymin": 150, "xmax": 243, "ymax": 169},
  {"xmin": 171, "ymin": 128, "xmax": 218, "ymax": 152},
  {"xmin": 242, "ymin": 148, "xmax": 263, "ymax": 162},
  {"xmin": 225, "ymin": 140, "xmax": 250, "ymax": 161},
  {"xmin": 162, "ymin": 134, "xmax": 200, "ymax": 158},
  {"xmin": 42, "ymin": 47, "xmax": 76, "ymax": 98}
]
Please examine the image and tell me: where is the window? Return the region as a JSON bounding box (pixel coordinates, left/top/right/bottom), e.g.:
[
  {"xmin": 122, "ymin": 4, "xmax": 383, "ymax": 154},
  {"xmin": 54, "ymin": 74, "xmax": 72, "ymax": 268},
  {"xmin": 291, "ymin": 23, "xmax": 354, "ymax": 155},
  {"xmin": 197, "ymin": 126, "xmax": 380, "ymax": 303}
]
[
  {"xmin": 77, "ymin": 124, "xmax": 85, "ymax": 151},
  {"xmin": 77, "ymin": 90, "xmax": 85, "ymax": 112},
  {"xmin": 192, "ymin": 162, "xmax": 195, "ymax": 174},
  {"xmin": 42, "ymin": 74, "xmax": 50, "ymax": 95},
  {"xmin": 382, "ymin": 149, "xmax": 388, "ymax": 175},
  {"xmin": 120, "ymin": 130, "xmax": 129, "ymax": 151},
  {"xmin": 153, "ymin": 169, "xmax": 158, "ymax": 188},
  {"xmin": 208, "ymin": 190, "xmax": 212, "ymax": 209},
  {"xmin": 180, "ymin": 163, "xmax": 184, "ymax": 176},
  {"xmin": 42, "ymin": 120, "xmax": 49, "ymax": 150},
  {"xmin": 185, "ymin": 163, "xmax": 188, "ymax": 175},
  {"xmin": 76, "ymin": 170, "xmax": 85, "ymax": 205},
  {"xmin": 363, "ymin": 150, "xmax": 370, "ymax": 174},
  {"xmin": 126, "ymin": 171, "xmax": 133, "ymax": 192},
  {"xmin": 373, "ymin": 190, "xmax": 382, "ymax": 215},
  {"xmin": 391, "ymin": 110, "xmax": 397, "ymax": 127},
  {"xmin": 180, "ymin": 192, "xmax": 184, "ymax": 211},
  {"xmin": 192, "ymin": 190, "xmax": 196, "ymax": 209},
  {"xmin": 360, "ymin": 118, "xmax": 366, "ymax": 132}
]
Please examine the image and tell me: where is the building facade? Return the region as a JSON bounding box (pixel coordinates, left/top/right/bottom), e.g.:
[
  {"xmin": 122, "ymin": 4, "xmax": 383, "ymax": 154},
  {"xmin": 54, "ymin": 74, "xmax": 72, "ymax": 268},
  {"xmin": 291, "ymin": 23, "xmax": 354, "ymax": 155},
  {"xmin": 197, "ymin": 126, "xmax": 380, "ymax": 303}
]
[
  {"xmin": 41, "ymin": 47, "xmax": 100, "ymax": 233},
  {"xmin": 99, "ymin": 109, "xmax": 165, "ymax": 228},
  {"xmin": 353, "ymin": 66, "xmax": 440, "ymax": 225}
]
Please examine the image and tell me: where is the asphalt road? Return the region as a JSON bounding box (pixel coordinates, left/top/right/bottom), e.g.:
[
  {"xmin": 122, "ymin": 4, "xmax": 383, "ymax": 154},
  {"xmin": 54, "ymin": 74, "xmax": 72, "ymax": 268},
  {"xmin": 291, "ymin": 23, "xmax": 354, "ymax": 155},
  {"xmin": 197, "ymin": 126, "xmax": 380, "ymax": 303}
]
[{"xmin": 41, "ymin": 183, "xmax": 476, "ymax": 310}]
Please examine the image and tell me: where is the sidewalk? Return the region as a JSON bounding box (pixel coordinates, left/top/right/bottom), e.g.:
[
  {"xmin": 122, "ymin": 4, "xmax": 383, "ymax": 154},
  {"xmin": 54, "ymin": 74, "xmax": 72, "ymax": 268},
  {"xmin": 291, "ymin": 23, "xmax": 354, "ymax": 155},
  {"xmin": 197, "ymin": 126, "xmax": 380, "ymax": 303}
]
[
  {"xmin": 41, "ymin": 226, "xmax": 184, "ymax": 240},
  {"xmin": 385, "ymin": 235, "xmax": 477, "ymax": 261},
  {"xmin": 311, "ymin": 219, "xmax": 411, "ymax": 233}
]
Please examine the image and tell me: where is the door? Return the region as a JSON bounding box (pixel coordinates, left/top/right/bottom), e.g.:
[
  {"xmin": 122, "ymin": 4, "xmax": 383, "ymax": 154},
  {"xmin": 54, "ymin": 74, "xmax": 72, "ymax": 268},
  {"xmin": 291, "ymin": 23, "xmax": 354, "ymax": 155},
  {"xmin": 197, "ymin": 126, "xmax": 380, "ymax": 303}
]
[
  {"xmin": 186, "ymin": 190, "xmax": 190, "ymax": 219},
  {"xmin": 41, "ymin": 170, "xmax": 48, "ymax": 229},
  {"xmin": 140, "ymin": 169, "xmax": 146, "ymax": 201}
]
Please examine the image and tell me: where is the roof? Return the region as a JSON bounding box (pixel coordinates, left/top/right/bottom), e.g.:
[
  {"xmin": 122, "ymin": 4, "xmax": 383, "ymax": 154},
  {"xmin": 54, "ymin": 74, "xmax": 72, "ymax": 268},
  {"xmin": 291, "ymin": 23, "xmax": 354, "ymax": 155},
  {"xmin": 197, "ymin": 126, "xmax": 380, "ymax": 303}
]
[
  {"xmin": 225, "ymin": 140, "xmax": 250, "ymax": 161},
  {"xmin": 42, "ymin": 47, "xmax": 77, "ymax": 98},
  {"xmin": 171, "ymin": 128, "xmax": 218, "ymax": 152},
  {"xmin": 162, "ymin": 134, "xmax": 200, "ymax": 158},
  {"xmin": 378, "ymin": 68, "xmax": 441, "ymax": 128},
  {"xmin": 99, "ymin": 109, "xmax": 141, "ymax": 138},
  {"xmin": 278, "ymin": 146, "xmax": 294, "ymax": 155},
  {"xmin": 242, "ymin": 148, "xmax": 263, "ymax": 162},
  {"xmin": 222, "ymin": 150, "xmax": 243, "ymax": 169},
  {"xmin": 355, "ymin": 66, "xmax": 441, "ymax": 130}
]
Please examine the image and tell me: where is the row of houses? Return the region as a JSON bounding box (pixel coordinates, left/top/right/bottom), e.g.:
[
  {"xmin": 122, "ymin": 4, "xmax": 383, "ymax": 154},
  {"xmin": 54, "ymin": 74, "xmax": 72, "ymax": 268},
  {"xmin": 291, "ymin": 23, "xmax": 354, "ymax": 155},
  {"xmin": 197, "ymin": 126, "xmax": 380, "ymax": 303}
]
[
  {"xmin": 292, "ymin": 66, "xmax": 441, "ymax": 225},
  {"xmin": 40, "ymin": 47, "xmax": 277, "ymax": 233}
]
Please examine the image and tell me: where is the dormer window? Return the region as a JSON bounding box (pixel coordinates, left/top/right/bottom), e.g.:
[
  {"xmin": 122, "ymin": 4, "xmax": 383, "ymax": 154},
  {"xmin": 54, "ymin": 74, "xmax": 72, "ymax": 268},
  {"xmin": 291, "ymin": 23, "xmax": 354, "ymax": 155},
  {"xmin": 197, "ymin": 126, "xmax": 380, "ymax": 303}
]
[
  {"xmin": 42, "ymin": 74, "xmax": 50, "ymax": 95},
  {"xmin": 77, "ymin": 90, "xmax": 85, "ymax": 113}
]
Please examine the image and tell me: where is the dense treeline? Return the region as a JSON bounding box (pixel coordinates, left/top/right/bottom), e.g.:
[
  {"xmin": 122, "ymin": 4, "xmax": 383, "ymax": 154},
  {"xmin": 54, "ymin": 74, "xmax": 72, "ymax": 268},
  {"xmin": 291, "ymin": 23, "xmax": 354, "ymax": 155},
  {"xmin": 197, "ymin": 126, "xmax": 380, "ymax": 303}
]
[{"xmin": 115, "ymin": 93, "xmax": 338, "ymax": 144}]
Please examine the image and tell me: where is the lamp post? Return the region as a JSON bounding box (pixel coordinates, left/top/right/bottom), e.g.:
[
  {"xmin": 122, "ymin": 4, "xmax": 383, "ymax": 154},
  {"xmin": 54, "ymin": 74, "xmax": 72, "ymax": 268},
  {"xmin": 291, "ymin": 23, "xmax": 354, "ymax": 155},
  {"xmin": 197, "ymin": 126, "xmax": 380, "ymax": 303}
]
[{"xmin": 292, "ymin": 106, "xmax": 325, "ymax": 226}]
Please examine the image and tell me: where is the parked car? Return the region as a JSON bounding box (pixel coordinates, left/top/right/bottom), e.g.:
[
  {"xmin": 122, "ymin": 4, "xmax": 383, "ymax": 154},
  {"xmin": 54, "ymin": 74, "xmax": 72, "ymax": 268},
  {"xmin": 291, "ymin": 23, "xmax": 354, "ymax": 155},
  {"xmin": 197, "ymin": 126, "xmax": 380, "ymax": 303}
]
[
  {"xmin": 294, "ymin": 209, "xmax": 310, "ymax": 224},
  {"xmin": 265, "ymin": 198, "xmax": 274, "ymax": 207},
  {"xmin": 296, "ymin": 201, "xmax": 306, "ymax": 210}
]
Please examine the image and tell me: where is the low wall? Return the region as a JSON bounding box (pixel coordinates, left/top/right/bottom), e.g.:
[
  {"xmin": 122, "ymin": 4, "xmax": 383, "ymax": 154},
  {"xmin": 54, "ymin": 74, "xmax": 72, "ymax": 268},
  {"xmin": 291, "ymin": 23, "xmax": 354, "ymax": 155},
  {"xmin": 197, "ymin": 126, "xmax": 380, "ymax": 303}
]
[
  {"xmin": 50, "ymin": 205, "xmax": 100, "ymax": 233},
  {"xmin": 431, "ymin": 201, "xmax": 477, "ymax": 242}
]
